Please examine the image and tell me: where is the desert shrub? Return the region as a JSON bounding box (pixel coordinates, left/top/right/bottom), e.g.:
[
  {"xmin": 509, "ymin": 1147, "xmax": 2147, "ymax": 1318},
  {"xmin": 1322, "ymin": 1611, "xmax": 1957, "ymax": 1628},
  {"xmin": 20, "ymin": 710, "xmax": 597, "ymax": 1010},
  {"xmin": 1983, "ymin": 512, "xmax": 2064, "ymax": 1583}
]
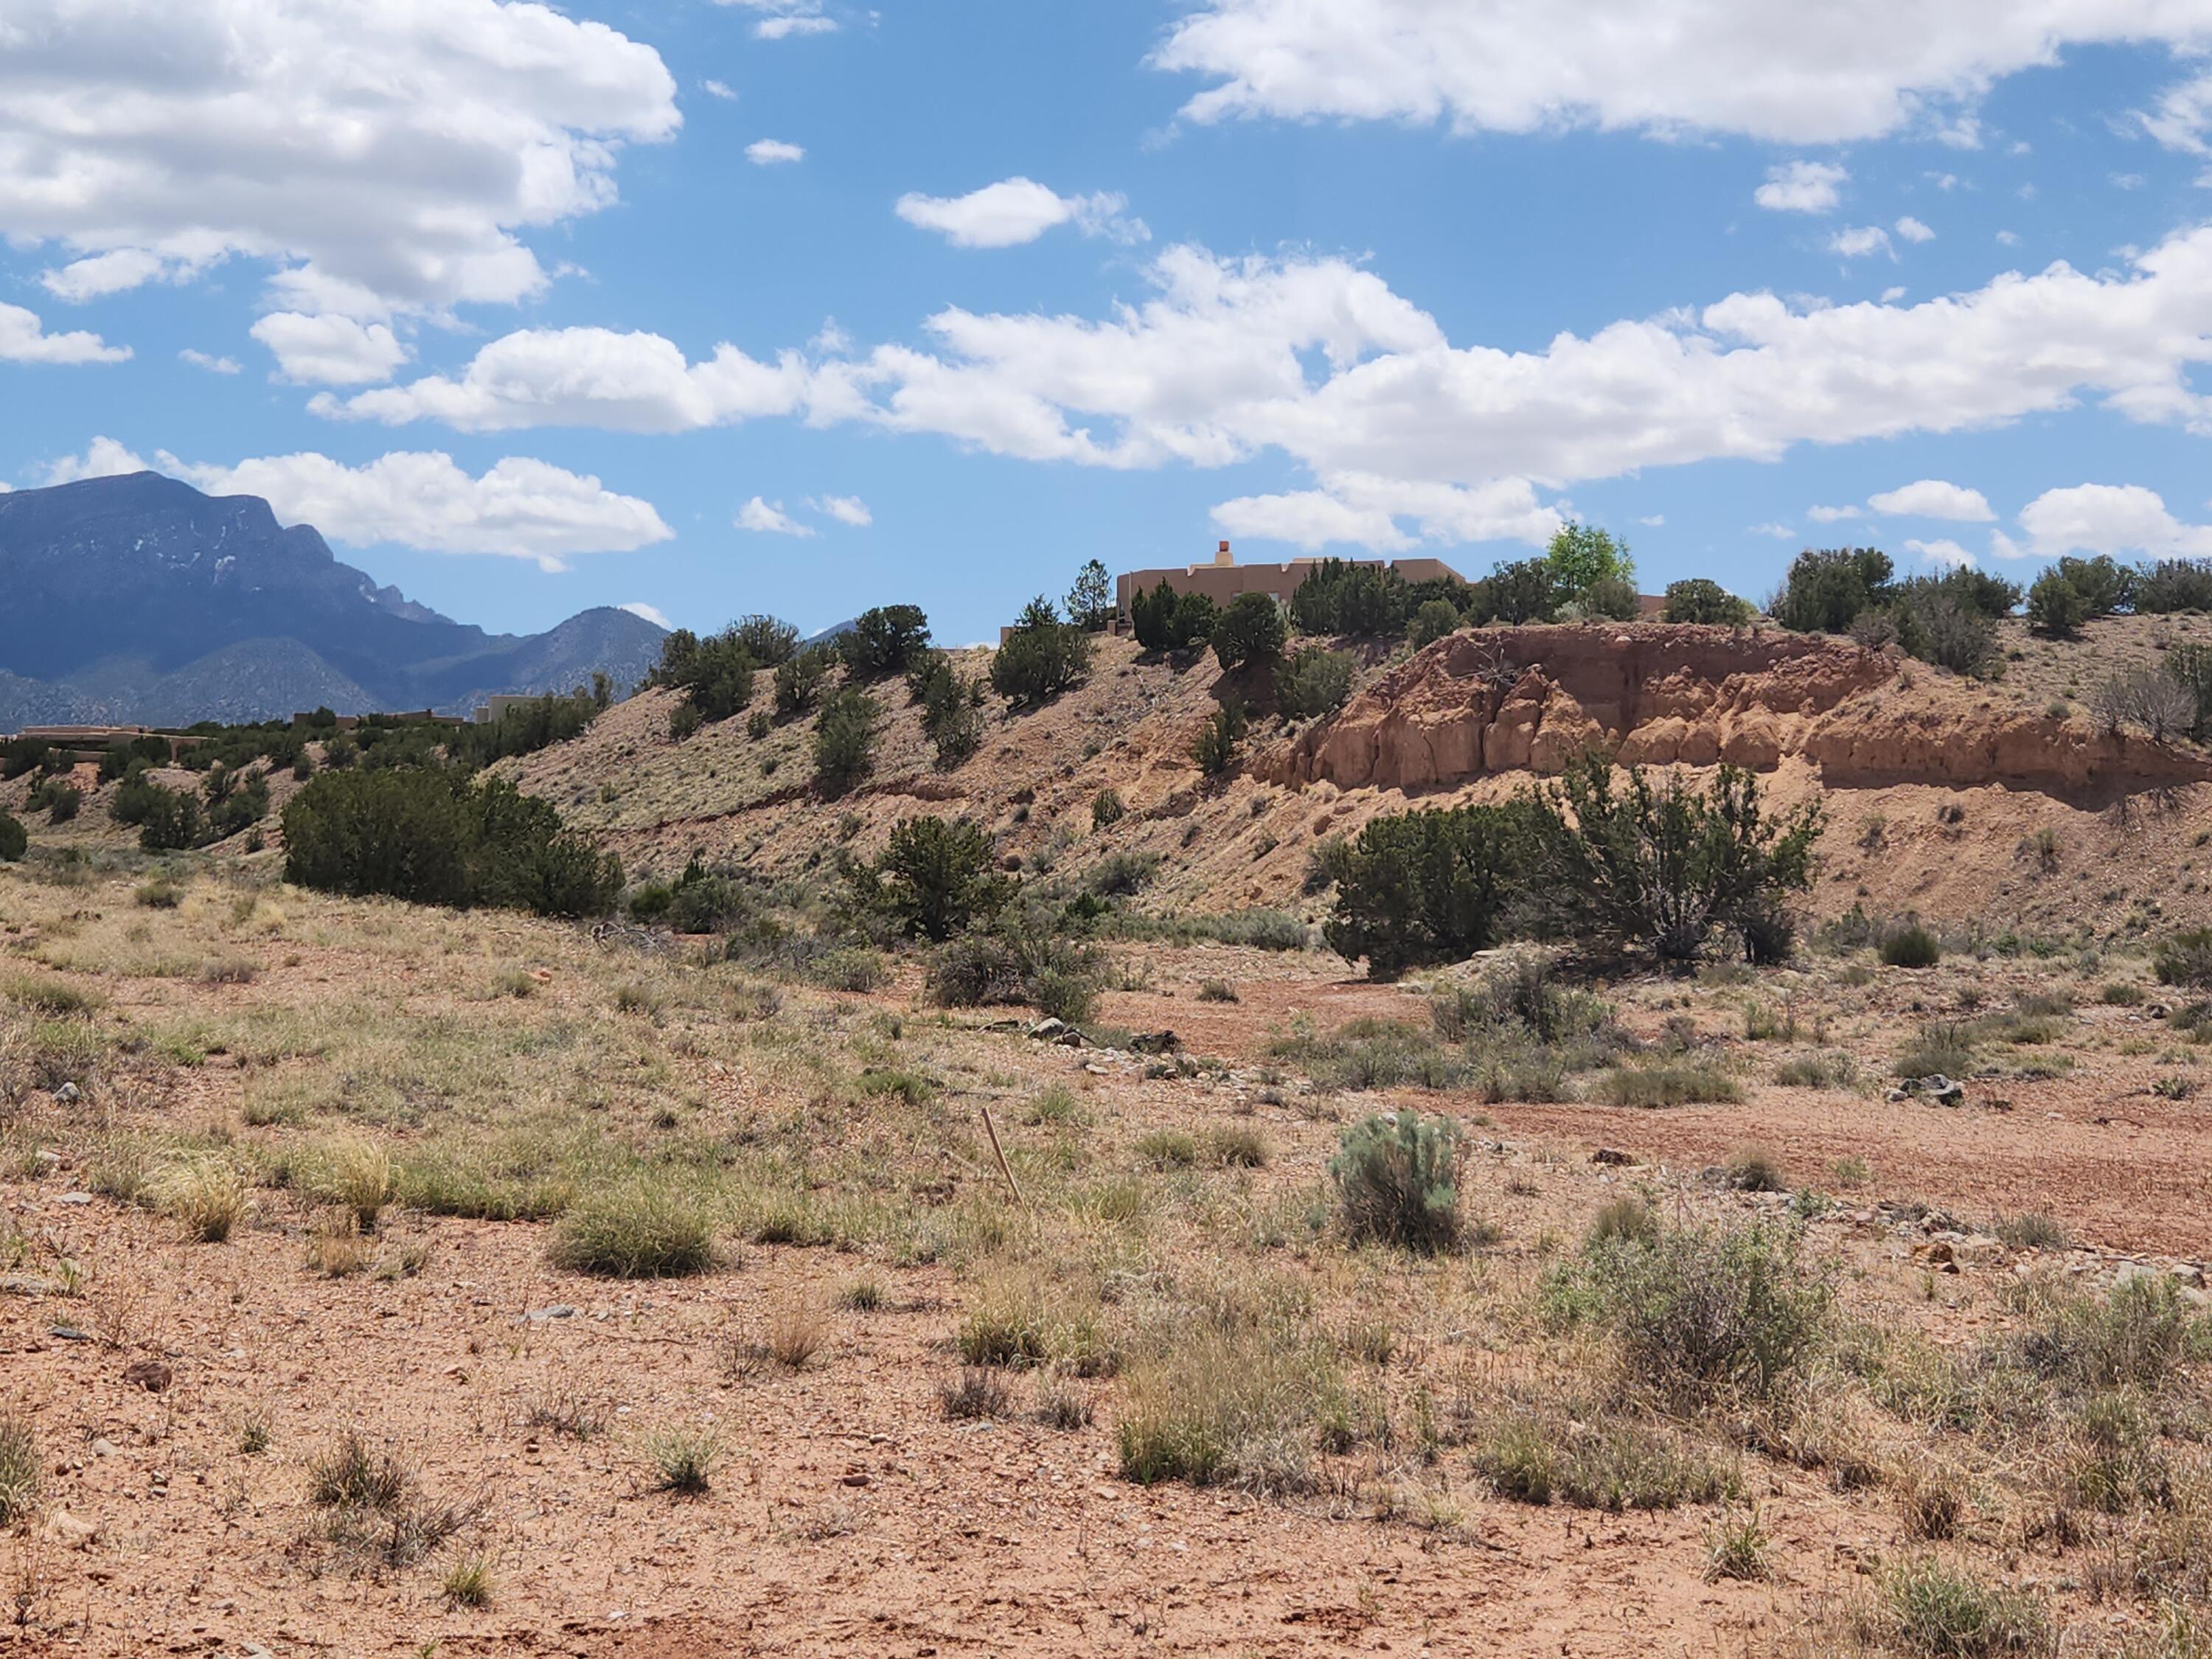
[
  {"xmin": 2136, "ymin": 558, "xmax": 2212, "ymax": 614},
  {"xmin": 1128, "ymin": 580, "xmax": 1218, "ymax": 651},
  {"xmin": 2154, "ymin": 928, "xmax": 2212, "ymax": 989},
  {"xmin": 549, "ymin": 1182, "xmax": 714, "ymax": 1279},
  {"xmin": 1329, "ymin": 1112, "xmax": 1461, "ymax": 1252},
  {"xmin": 2094, "ymin": 668, "xmax": 2196, "ymax": 742},
  {"xmin": 1589, "ymin": 1062, "xmax": 1742, "ymax": 1107},
  {"xmin": 283, "ymin": 771, "xmax": 619, "ymax": 917},
  {"xmin": 1321, "ymin": 801, "xmax": 1531, "ymax": 978},
  {"xmin": 812, "ymin": 689, "xmax": 880, "ymax": 796},
  {"xmin": 1524, "ymin": 755, "xmax": 1821, "ymax": 964},
  {"xmin": 1091, "ymin": 787, "xmax": 1125, "ymax": 828},
  {"xmin": 926, "ymin": 928, "xmax": 1099, "ymax": 1015},
  {"xmin": 137, "ymin": 782, "xmax": 210, "ymax": 851},
  {"xmin": 1773, "ymin": 547, "xmax": 1893, "ymax": 634},
  {"xmin": 1196, "ymin": 978, "xmax": 1238, "ymax": 1003},
  {"xmin": 667, "ymin": 702, "xmax": 701, "ymax": 742},
  {"xmin": 1289, "ymin": 558, "xmax": 1410, "ymax": 636},
  {"xmin": 1191, "ymin": 698, "xmax": 1249, "ymax": 775},
  {"xmin": 2021, "ymin": 1276, "xmax": 2205, "ymax": 1393},
  {"xmin": 841, "ymin": 604, "xmax": 931, "ymax": 677},
  {"xmin": 1893, "ymin": 582, "xmax": 2003, "ymax": 677},
  {"xmin": 939, "ymin": 1368, "xmax": 1012, "ymax": 1420},
  {"xmin": 32, "ymin": 779, "xmax": 81, "ymax": 824},
  {"xmin": 2025, "ymin": 571, "xmax": 2087, "ymax": 639},
  {"xmin": 1276, "ymin": 646, "xmax": 1354, "ymax": 719},
  {"xmin": 206, "ymin": 771, "xmax": 269, "ymax": 839},
  {"xmin": 1546, "ymin": 1220, "xmax": 1830, "ymax": 1408},
  {"xmin": 2055, "ymin": 554, "xmax": 2130, "ymax": 617},
  {"xmin": 1578, "ymin": 574, "xmax": 1640, "ymax": 621},
  {"xmin": 1723, "ymin": 1144, "xmax": 1788, "ymax": 1192},
  {"xmin": 0, "ymin": 813, "xmax": 23, "ymax": 863},
  {"xmin": 640, "ymin": 1427, "xmax": 720, "ymax": 1494},
  {"xmin": 1881, "ymin": 922, "xmax": 1942, "ymax": 968},
  {"xmin": 452, "ymin": 692, "xmax": 597, "ymax": 768},
  {"xmin": 653, "ymin": 626, "xmax": 757, "ymax": 723},
  {"xmin": 1896, "ymin": 1020, "xmax": 1977, "ymax": 1079},
  {"xmin": 991, "ymin": 597, "xmax": 1092, "ymax": 706},
  {"xmin": 1405, "ymin": 597, "xmax": 1459, "ymax": 647},
  {"xmin": 847, "ymin": 815, "xmax": 1006, "ymax": 940},
  {"xmin": 731, "ymin": 613, "xmax": 800, "ymax": 666},
  {"xmin": 1085, "ymin": 849, "xmax": 1159, "ymax": 897},
  {"xmin": 773, "ymin": 647, "xmax": 832, "ymax": 717},
  {"xmin": 1211, "ymin": 591, "xmax": 1288, "ymax": 673},
  {"xmin": 1663, "ymin": 578, "xmax": 1752, "ymax": 625},
  {"xmin": 1773, "ymin": 1051, "xmax": 1857, "ymax": 1088},
  {"xmin": 1431, "ymin": 950, "xmax": 1616, "ymax": 1048},
  {"xmin": 1484, "ymin": 558, "xmax": 1558, "ymax": 624},
  {"xmin": 0, "ymin": 738, "xmax": 51, "ymax": 781}
]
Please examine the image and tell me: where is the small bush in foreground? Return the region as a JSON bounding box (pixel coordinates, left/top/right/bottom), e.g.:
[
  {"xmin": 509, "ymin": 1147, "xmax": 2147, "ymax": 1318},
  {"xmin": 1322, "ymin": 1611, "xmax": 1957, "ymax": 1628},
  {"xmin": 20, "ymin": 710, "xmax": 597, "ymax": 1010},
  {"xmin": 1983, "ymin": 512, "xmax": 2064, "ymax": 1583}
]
[
  {"xmin": 1881, "ymin": 923, "xmax": 1943, "ymax": 969},
  {"xmin": 1475, "ymin": 1408, "xmax": 1738, "ymax": 1511},
  {"xmin": 1329, "ymin": 1112, "xmax": 1460, "ymax": 1252},
  {"xmin": 549, "ymin": 1183, "xmax": 714, "ymax": 1279},
  {"xmin": 2154, "ymin": 928, "xmax": 2212, "ymax": 990},
  {"xmin": 1116, "ymin": 1324, "xmax": 1342, "ymax": 1496},
  {"xmin": 156, "ymin": 1156, "xmax": 248, "ymax": 1243},
  {"xmin": 640, "ymin": 1427, "xmax": 720, "ymax": 1495}
]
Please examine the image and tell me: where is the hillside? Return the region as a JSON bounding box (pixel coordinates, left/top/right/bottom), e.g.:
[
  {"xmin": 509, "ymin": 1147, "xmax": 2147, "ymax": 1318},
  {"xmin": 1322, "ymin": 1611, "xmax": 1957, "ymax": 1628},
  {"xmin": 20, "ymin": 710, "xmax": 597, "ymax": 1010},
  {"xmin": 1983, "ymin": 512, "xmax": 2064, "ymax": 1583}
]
[
  {"xmin": 500, "ymin": 617, "xmax": 2212, "ymax": 942},
  {"xmin": 0, "ymin": 472, "xmax": 667, "ymax": 723}
]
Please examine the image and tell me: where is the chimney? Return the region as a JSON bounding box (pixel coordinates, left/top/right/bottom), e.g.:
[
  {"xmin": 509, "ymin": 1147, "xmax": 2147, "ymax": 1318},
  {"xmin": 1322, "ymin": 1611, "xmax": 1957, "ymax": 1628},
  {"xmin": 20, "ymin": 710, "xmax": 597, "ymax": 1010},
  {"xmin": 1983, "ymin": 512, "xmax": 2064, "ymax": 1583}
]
[{"xmin": 1214, "ymin": 539, "xmax": 1234, "ymax": 567}]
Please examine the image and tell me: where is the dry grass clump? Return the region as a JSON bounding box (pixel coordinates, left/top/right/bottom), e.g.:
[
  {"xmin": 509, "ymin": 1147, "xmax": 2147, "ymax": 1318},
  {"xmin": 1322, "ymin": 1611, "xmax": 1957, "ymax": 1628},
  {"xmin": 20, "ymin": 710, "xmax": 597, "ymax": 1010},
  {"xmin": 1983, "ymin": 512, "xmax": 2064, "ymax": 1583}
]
[
  {"xmin": 546, "ymin": 1180, "xmax": 714, "ymax": 1279},
  {"xmin": 956, "ymin": 1266, "xmax": 1115, "ymax": 1375},
  {"xmin": 303, "ymin": 1134, "xmax": 392, "ymax": 1232},
  {"xmin": 1115, "ymin": 1319, "xmax": 1346, "ymax": 1496},
  {"xmin": 639, "ymin": 1426, "xmax": 720, "ymax": 1495},
  {"xmin": 1473, "ymin": 1404, "xmax": 1739, "ymax": 1511},
  {"xmin": 1703, "ymin": 1508, "xmax": 1771, "ymax": 1582},
  {"xmin": 1871, "ymin": 1557, "xmax": 2049, "ymax": 1657},
  {"xmin": 441, "ymin": 1552, "xmax": 494, "ymax": 1609},
  {"xmin": 155, "ymin": 1155, "xmax": 248, "ymax": 1242},
  {"xmin": 307, "ymin": 1430, "xmax": 480, "ymax": 1571},
  {"xmin": 0, "ymin": 1401, "xmax": 39, "ymax": 1526},
  {"xmin": 1589, "ymin": 1062, "xmax": 1742, "ymax": 1108},
  {"xmin": 939, "ymin": 1368, "xmax": 1012, "ymax": 1421},
  {"xmin": 0, "ymin": 973, "xmax": 102, "ymax": 1018}
]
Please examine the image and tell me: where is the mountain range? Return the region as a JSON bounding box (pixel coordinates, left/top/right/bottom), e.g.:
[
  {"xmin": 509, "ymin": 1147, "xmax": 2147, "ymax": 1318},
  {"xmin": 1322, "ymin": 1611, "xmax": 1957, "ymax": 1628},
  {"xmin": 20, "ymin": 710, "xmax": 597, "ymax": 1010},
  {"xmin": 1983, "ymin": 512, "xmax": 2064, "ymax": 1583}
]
[{"xmin": 0, "ymin": 472, "xmax": 667, "ymax": 728}]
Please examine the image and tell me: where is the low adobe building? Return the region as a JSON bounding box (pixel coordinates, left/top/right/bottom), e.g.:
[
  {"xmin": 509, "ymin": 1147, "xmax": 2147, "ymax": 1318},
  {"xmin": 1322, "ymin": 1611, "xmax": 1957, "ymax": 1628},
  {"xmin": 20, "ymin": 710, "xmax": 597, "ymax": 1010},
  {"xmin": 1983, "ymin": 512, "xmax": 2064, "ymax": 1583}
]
[{"xmin": 1114, "ymin": 542, "xmax": 1464, "ymax": 625}]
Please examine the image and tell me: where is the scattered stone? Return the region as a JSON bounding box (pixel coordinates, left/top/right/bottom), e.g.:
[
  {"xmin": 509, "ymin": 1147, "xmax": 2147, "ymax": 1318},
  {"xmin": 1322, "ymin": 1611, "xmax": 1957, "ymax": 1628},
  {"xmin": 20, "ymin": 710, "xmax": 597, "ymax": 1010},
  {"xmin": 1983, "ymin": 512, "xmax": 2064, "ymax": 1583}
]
[
  {"xmin": 524, "ymin": 1304, "xmax": 577, "ymax": 1323},
  {"xmin": 52, "ymin": 1081, "xmax": 80, "ymax": 1105},
  {"xmin": 1026, "ymin": 1018, "xmax": 1083, "ymax": 1048},
  {"xmin": 49, "ymin": 1324, "xmax": 92, "ymax": 1343},
  {"xmin": 0, "ymin": 1274, "xmax": 60, "ymax": 1298},
  {"xmin": 122, "ymin": 1358, "xmax": 174, "ymax": 1393},
  {"xmin": 57, "ymin": 1192, "xmax": 92, "ymax": 1206},
  {"xmin": 41, "ymin": 1510, "xmax": 98, "ymax": 1551},
  {"xmin": 1589, "ymin": 1148, "xmax": 1636, "ymax": 1166},
  {"xmin": 90, "ymin": 1439, "xmax": 117, "ymax": 1458},
  {"xmin": 1128, "ymin": 1031, "xmax": 1180, "ymax": 1055}
]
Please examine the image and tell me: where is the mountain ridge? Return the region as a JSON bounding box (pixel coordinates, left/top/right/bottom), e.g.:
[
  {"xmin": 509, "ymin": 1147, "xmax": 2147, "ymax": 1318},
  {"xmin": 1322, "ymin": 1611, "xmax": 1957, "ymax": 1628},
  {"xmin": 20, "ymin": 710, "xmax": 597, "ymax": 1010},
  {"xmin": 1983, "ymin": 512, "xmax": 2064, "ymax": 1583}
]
[{"xmin": 0, "ymin": 472, "xmax": 665, "ymax": 726}]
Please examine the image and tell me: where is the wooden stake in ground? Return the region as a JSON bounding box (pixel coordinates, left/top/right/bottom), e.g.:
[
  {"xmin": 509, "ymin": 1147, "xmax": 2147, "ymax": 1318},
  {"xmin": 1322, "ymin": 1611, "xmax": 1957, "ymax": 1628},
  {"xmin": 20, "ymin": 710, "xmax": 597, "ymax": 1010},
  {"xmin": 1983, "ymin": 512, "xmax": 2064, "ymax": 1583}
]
[{"xmin": 978, "ymin": 1100, "xmax": 1025, "ymax": 1207}]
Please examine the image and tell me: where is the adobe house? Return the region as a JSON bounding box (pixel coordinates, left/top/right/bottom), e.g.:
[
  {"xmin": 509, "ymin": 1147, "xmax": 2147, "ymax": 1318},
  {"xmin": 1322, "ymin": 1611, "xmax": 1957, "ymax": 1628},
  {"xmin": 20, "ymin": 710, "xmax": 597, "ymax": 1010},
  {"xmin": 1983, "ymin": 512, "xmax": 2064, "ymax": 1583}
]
[{"xmin": 1114, "ymin": 542, "xmax": 1464, "ymax": 625}]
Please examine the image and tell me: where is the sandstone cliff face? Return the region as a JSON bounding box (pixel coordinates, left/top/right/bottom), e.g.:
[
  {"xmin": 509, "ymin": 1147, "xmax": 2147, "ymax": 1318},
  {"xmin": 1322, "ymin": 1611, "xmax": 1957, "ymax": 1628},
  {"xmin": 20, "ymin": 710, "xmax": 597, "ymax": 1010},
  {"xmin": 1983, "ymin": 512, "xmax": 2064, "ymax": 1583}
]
[{"xmin": 1260, "ymin": 625, "xmax": 2211, "ymax": 798}]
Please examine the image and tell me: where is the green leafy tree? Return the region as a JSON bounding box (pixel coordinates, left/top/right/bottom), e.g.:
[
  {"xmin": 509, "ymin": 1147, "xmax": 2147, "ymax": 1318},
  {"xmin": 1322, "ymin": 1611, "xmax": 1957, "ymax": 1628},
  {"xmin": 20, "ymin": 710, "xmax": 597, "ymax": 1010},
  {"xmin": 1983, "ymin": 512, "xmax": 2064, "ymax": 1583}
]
[
  {"xmin": 2055, "ymin": 556, "xmax": 2129, "ymax": 618},
  {"xmin": 1523, "ymin": 754, "xmax": 1823, "ymax": 963},
  {"xmin": 1211, "ymin": 591, "xmax": 1288, "ymax": 672},
  {"xmin": 1662, "ymin": 578, "xmax": 1753, "ymax": 625},
  {"xmin": 1544, "ymin": 523, "xmax": 1634, "ymax": 605},
  {"xmin": 1065, "ymin": 560, "xmax": 1114, "ymax": 631},
  {"xmin": 0, "ymin": 812, "xmax": 24, "ymax": 862},
  {"xmin": 1289, "ymin": 559, "xmax": 1409, "ymax": 636},
  {"xmin": 139, "ymin": 784, "xmax": 209, "ymax": 852},
  {"xmin": 1408, "ymin": 597, "xmax": 1462, "ymax": 646},
  {"xmin": 651, "ymin": 626, "xmax": 757, "ymax": 723},
  {"xmin": 842, "ymin": 605, "xmax": 932, "ymax": 677},
  {"xmin": 773, "ymin": 647, "xmax": 833, "ymax": 717},
  {"xmin": 1191, "ymin": 697, "xmax": 1250, "ymax": 775}
]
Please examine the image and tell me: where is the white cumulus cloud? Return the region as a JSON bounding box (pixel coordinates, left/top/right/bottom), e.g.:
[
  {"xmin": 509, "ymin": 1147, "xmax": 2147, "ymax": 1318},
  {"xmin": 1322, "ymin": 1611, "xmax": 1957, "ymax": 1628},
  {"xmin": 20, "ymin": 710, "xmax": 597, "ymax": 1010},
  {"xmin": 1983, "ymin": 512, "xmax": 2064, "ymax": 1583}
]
[
  {"xmin": 718, "ymin": 0, "xmax": 838, "ymax": 39},
  {"xmin": 0, "ymin": 0, "xmax": 678, "ymax": 321},
  {"xmin": 1755, "ymin": 161, "xmax": 1847, "ymax": 213},
  {"xmin": 1905, "ymin": 536, "xmax": 1976, "ymax": 567},
  {"xmin": 619, "ymin": 601, "xmax": 672, "ymax": 628},
  {"xmin": 1869, "ymin": 479, "xmax": 1994, "ymax": 521},
  {"xmin": 2019, "ymin": 484, "xmax": 2212, "ymax": 560},
  {"xmin": 894, "ymin": 178, "xmax": 1147, "ymax": 248},
  {"xmin": 1150, "ymin": 0, "xmax": 2212, "ymax": 144},
  {"xmin": 747, "ymin": 139, "xmax": 806, "ymax": 165},
  {"xmin": 810, "ymin": 494, "xmax": 872, "ymax": 526},
  {"xmin": 1807, "ymin": 504, "xmax": 1863, "ymax": 522},
  {"xmin": 1829, "ymin": 225, "xmax": 1894, "ymax": 260},
  {"xmin": 178, "ymin": 349, "xmax": 241, "ymax": 375},
  {"xmin": 1747, "ymin": 522, "xmax": 1798, "ymax": 538},
  {"xmin": 1895, "ymin": 215, "xmax": 1936, "ymax": 243},
  {"xmin": 40, "ymin": 436, "xmax": 153, "ymax": 486},
  {"xmin": 251, "ymin": 314, "xmax": 411, "ymax": 386},
  {"xmin": 737, "ymin": 496, "xmax": 815, "ymax": 535},
  {"xmin": 0, "ymin": 302, "xmax": 130, "ymax": 366}
]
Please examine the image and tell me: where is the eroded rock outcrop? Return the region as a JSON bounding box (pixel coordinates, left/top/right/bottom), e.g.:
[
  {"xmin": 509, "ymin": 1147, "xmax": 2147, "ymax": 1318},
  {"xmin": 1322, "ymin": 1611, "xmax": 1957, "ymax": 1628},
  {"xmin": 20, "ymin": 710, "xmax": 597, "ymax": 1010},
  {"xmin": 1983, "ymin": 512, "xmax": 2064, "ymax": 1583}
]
[{"xmin": 1261, "ymin": 624, "xmax": 2212, "ymax": 799}]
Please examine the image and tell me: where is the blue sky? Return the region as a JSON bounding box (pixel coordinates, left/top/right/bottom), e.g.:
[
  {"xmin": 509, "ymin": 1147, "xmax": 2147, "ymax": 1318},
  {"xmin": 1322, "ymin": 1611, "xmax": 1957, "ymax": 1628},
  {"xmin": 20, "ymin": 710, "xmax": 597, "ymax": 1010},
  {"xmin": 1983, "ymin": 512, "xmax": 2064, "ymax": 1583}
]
[{"xmin": 4, "ymin": 2, "xmax": 2212, "ymax": 643}]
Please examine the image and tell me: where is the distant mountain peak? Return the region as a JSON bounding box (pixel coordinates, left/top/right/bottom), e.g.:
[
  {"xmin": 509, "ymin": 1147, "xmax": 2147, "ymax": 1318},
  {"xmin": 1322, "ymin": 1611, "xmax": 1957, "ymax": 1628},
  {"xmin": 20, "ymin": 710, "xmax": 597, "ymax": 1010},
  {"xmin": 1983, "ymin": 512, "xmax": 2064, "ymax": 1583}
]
[{"xmin": 0, "ymin": 471, "xmax": 664, "ymax": 728}]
